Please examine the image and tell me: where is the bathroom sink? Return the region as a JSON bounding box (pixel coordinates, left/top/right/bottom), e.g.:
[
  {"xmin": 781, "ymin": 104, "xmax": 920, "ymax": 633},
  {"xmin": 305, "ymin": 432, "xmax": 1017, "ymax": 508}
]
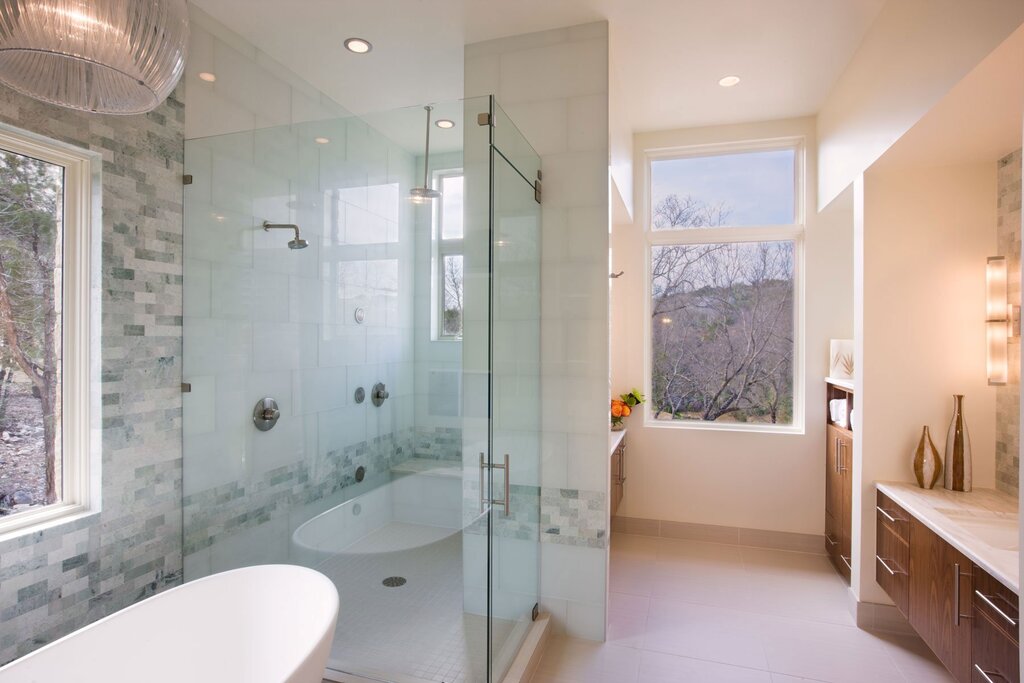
[{"xmin": 935, "ymin": 508, "xmax": 1019, "ymax": 552}]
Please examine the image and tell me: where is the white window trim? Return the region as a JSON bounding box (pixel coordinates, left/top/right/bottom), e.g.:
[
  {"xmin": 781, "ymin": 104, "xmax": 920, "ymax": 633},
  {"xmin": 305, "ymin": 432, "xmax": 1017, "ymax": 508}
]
[
  {"xmin": 642, "ymin": 137, "xmax": 806, "ymax": 435},
  {"xmin": 0, "ymin": 123, "xmax": 100, "ymax": 542},
  {"xmin": 431, "ymin": 168, "xmax": 464, "ymax": 341}
]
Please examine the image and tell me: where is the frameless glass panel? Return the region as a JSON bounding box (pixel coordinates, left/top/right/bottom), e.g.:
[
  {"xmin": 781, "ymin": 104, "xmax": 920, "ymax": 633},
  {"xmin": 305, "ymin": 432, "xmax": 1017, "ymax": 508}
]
[
  {"xmin": 650, "ymin": 149, "xmax": 796, "ymax": 228},
  {"xmin": 488, "ymin": 98, "xmax": 541, "ymax": 682},
  {"xmin": 492, "ymin": 99, "xmax": 541, "ymax": 186},
  {"xmin": 650, "ymin": 239, "xmax": 796, "ymax": 425}
]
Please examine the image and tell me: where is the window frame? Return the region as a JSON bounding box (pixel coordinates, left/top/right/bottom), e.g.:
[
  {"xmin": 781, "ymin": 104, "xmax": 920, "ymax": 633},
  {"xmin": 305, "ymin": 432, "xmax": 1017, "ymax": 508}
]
[
  {"xmin": 0, "ymin": 123, "xmax": 99, "ymax": 541},
  {"xmin": 642, "ymin": 137, "xmax": 806, "ymax": 434},
  {"xmin": 431, "ymin": 168, "xmax": 464, "ymax": 341}
]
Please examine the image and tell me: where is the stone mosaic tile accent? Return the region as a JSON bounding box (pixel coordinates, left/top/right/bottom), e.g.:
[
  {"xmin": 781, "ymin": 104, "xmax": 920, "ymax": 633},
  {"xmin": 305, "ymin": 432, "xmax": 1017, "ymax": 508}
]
[
  {"xmin": 996, "ymin": 149, "xmax": 1021, "ymax": 496},
  {"xmin": 540, "ymin": 488, "xmax": 607, "ymax": 549},
  {"xmin": 0, "ymin": 87, "xmax": 185, "ymax": 665},
  {"xmin": 462, "ymin": 480, "xmax": 541, "ymax": 542},
  {"xmin": 413, "ymin": 426, "xmax": 462, "ymax": 461},
  {"xmin": 184, "ymin": 429, "xmax": 413, "ymax": 557}
]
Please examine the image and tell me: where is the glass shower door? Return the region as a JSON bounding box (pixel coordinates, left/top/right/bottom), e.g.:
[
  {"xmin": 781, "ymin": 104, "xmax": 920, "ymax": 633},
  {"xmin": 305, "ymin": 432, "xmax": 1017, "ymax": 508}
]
[{"xmin": 487, "ymin": 98, "xmax": 542, "ymax": 681}]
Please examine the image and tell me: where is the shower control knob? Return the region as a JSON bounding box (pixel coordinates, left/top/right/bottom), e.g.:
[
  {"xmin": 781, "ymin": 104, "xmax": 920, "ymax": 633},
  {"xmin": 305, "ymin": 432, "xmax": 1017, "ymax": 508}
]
[
  {"xmin": 253, "ymin": 397, "xmax": 281, "ymax": 431},
  {"xmin": 371, "ymin": 383, "xmax": 389, "ymax": 407}
]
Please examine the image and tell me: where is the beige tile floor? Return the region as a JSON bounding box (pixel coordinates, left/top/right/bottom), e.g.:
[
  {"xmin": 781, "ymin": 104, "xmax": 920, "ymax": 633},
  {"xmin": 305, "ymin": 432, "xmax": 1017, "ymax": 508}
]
[{"xmin": 532, "ymin": 533, "xmax": 956, "ymax": 683}]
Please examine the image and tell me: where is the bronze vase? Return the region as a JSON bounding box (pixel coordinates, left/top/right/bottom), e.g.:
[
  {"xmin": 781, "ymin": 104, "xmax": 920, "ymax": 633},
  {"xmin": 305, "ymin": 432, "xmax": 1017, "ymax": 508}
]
[
  {"xmin": 943, "ymin": 394, "xmax": 972, "ymax": 492},
  {"xmin": 912, "ymin": 426, "xmax": 942, "ymax": 489}
]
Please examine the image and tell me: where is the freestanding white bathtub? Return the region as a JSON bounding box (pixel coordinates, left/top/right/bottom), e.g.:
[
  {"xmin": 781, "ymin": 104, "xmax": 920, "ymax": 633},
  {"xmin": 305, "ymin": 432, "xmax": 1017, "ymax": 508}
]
[{"xmin": 0, "ymin": 564, "xmax": 339, "ymax": 683}]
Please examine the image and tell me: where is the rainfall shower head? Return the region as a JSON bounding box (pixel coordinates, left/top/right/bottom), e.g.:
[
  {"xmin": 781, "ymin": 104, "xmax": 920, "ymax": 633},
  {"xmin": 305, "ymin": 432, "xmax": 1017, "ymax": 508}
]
[{"xmin": 262, "ymin": 221, "xmax": 308, "ymax": 250}]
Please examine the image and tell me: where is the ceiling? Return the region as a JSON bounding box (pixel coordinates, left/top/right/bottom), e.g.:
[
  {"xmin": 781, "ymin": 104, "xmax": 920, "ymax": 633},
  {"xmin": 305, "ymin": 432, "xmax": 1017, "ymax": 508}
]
[{"xmin": 192, "ymin": 0, "xmax": 887, "ymax": 135}]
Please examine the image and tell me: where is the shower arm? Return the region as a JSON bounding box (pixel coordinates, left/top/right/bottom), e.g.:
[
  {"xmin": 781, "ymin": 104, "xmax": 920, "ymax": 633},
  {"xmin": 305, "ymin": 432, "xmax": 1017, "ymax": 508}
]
[
  {"xmin": 422, "ymin": 105, "xmax": 432, "ymax": 190},
  {"xmin": 262, "ymin": 221, "xmax": 301, "ymax": 241}
]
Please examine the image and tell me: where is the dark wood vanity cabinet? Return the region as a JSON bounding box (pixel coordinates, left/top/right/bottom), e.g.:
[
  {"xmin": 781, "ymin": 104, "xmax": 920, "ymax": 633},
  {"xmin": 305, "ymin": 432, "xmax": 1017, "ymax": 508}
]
[
  {"xmin": 876, "ymin": 490, "xmax": 1020, "ymax": 683},
  {"xmin": 825, "ymin": 380, "xmax": 853, "ymax": 583},
  {"xmin": 972, "ymin": 567, "xmax": 1020, "ymax": 683},
  {"xmin": 909, "ymin": 518, "xmax": 973, "ymax": 682},
  {"xmin": 610, "ymin": 435, "xmax": 625, "ymax": 518},
  {"xmin": 825, "ymin": 422, "xmax": 853, "ymax": 582}
]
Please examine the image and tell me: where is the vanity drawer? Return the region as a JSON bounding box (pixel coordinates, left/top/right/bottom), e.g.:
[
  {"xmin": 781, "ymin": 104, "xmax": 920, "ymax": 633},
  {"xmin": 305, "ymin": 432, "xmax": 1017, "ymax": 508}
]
[
  {"xmin": 877, "ymin": 490, "xmax": 911, "ymax": 544},
  {"xmin": 972, "ymin": 566, "xmax": 1019, "ymax": 683},
  {"xmin": 876, "ymin": 501, "xmax": 910, "ymax": 618},
  {"xmin": 973, "ymin": 568, "xmax": 1019, "ymax": 645}
]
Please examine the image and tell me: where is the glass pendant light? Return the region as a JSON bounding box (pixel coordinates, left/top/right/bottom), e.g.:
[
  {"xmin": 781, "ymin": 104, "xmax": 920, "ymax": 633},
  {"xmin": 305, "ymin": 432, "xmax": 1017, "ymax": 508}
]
[
  {"xmin": 410, "ymin": 105, "xmax": 441, "ymax": 204},
  {"xmin": 0, "ymin": 0, "xmax": 189, "ymax": 115}
]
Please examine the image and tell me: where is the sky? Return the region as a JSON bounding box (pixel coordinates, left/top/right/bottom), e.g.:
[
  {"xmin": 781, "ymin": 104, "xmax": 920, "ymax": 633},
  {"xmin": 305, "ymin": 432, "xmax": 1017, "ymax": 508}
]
[{"xmin": 651, "ymin": 149, "xmax": 795, "ymax": 227}]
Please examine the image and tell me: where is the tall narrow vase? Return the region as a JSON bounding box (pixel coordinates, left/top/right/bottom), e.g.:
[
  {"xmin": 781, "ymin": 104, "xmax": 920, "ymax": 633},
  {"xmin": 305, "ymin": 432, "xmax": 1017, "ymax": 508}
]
[
  {"xmin": 943, "ymin": 394, "xmax": 972, "ymax": 492},
  {"xmin": 913, "ymin": 426, "xmax": 942, "ymax": 489}
]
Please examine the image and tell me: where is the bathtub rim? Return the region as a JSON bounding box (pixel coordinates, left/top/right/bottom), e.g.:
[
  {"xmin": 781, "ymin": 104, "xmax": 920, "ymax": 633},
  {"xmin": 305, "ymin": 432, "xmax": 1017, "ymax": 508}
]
[{"xmin": 290, "ymin": 470, "xmax": 486, "ymax": 558}]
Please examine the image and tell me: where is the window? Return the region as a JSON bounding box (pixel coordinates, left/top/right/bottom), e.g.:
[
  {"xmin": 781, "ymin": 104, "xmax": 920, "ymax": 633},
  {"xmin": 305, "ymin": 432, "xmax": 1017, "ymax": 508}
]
[
  {"xmin": 645, "ymin": 141, "xmax": 803, "ymax": 431},
  {"xmin": 0, "ymin": 124, "xmax": 96, "ymax": 537},
  {"xmin": 434, "ymin": 171, "xmax": 464, "ymax": 339}
]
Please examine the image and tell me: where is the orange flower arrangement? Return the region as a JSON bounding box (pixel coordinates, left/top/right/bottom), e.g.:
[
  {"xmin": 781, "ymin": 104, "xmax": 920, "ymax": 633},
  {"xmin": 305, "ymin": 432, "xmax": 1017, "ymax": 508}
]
[{"xmin": 611, "ymin": 389, "xmax": 643, "ymax": 429}]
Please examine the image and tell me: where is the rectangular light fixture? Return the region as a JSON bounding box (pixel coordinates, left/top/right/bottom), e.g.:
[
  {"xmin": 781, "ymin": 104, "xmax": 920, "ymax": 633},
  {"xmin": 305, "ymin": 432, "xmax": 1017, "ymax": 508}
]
[{"xmin": 986, "ymin": 256, "xmax": 1016, "ymax": 386}]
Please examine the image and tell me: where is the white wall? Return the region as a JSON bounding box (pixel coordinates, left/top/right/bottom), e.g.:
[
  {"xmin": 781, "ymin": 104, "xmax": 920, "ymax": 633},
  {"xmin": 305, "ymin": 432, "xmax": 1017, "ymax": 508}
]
[
  {"xmin": 612, "ymin": 117, "xmax": 854, "ymax": 535},
  {"xmin": 817, "ymin": 0, "xmax": 1024, "ymax": 208},
  {"xmin": 853, "ymin": 162, "xmax": 998, "ymax": 604},
  {"xmin": 466, "ymin": 22, "xmax": 611, "ymax": 641}
]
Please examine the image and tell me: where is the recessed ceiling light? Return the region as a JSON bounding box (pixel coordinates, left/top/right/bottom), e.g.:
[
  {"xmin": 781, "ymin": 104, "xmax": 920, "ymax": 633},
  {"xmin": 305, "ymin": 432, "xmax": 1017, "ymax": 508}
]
[
  {"xmin": 344, "ymin": 38, "xmax": 372, "ymax": 54},
  {"xmin": 314, "ymin": 137, "xmax": 330, "ymax": 145},
  {"xmin": 435, "ymin": 119, "xmax": 455, "ymax": 129},
  {"xmin": 198, "ymin": 72, "xmax": 217, "ymax": 83},
  {"xmin": 718, "ymin": 75, "xmax": 741, "ymax": 88}
]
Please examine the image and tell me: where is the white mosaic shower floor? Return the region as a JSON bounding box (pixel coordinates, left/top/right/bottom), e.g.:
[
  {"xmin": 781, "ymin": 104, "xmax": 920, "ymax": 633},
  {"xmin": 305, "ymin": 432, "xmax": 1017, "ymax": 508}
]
[{"xmin": 317, "ymin": 522, "xmax": 515, "ymax": 683}]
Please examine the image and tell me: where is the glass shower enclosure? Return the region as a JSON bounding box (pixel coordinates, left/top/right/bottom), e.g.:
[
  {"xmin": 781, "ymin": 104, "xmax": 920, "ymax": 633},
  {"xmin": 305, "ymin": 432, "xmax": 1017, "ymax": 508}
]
[{"xmin": 181, "ymin": 95, "xmax": 541, "ymax": 683}]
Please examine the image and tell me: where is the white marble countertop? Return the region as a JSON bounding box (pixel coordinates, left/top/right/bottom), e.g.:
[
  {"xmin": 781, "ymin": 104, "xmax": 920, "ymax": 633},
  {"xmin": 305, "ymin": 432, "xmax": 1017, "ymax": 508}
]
[
  {"xmin": 876, "ymin": 482, "xmax": 1019, "ymax": 593},
  {"xmin": 609, "ymin": 429, "xmax": 626, "ymax": 456}
]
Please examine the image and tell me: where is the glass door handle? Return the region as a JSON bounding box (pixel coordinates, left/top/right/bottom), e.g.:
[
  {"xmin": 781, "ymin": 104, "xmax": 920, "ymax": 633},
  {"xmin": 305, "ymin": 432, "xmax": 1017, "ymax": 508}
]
[{"xmin": 479, "ymin": 453, "xmax": 510, "ymax": 517}]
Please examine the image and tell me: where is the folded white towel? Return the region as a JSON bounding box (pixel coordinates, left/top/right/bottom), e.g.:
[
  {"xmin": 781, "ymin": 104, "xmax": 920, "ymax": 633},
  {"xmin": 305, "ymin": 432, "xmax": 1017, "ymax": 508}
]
[{"xmin": 829, "ymin": 399, "xmax": 848, "ymax": 429}]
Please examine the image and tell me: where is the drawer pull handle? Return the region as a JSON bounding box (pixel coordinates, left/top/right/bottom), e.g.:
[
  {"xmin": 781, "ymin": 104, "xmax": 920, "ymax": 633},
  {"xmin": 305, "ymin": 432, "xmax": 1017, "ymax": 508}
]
[
  {"xmin": 825, "ymin": 534, "xmax": 838, "ymax": 547},
  {"xmin": 876, "ymin": 556, "xmax": 904, "ymax": 576},
  {"xmin": 876, "ymin": 506, "xmax": 901, "ymax": 523},
  {"xmin": 974, "ymin": 664, "xmax": 1008, "ymax": 682},
  {"xmin": 975, "ymin": 590, "xmax": 1020, "ymax": 627},
  {"xmin": 840, "ymin": 555, "xmax": 852, "ymax": 571}
]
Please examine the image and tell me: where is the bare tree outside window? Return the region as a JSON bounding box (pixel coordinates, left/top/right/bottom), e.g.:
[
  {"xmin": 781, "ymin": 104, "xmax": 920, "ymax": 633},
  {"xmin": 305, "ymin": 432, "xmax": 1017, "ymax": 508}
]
[
  {"xmin": 442, "ymin": 254, "xmax": 463, "ymax": 337},
  {"xmin": 650, "ymin": 194, "xmax": 795, "ymax": 425},
  {"xmin": 0, "ymin": 150, "xmax": 63, "ymax": 514}
]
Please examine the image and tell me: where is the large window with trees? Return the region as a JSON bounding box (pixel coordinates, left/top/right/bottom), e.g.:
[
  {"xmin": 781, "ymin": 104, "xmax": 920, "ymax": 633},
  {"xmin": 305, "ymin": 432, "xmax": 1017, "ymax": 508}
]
[
  {"xmin": 645, "ymin": 142, "xmax": 803, "ymax": 431},
  {"xmin": 0, "ymin": 125, "xmax": 95, "ymax": 536}
]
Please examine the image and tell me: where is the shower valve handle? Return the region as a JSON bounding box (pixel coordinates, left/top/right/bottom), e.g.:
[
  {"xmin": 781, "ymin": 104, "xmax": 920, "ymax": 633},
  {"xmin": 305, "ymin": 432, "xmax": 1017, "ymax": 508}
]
[
  {"xmin": 371, "ymin": 383, "xmax": 389, "ymax": 407},
  {"xmin": 261, "ymin": 407, "xmax": 280, "ymax": 421}
]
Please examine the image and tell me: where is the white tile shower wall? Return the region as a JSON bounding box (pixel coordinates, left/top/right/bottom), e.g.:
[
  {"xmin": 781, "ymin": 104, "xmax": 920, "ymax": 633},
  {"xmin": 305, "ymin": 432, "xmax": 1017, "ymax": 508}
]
[
  {"xmin": 465, "ymin": 22, "xmax": 611, "ymax": 641},
  {"xmin": 183, "ymin": 7, "xmax": 349, "ymax": 140},
  {"xmin": 182, "ymin": 117, "xmax": 419, "ymax": 576}
]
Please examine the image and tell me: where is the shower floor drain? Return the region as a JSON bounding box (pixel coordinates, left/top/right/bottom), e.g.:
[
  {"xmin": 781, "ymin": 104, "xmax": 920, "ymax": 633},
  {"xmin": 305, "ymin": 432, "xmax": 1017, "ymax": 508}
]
[{"xmin": 382, "ymin": 576, "xmax": 407, "ymax": 588}]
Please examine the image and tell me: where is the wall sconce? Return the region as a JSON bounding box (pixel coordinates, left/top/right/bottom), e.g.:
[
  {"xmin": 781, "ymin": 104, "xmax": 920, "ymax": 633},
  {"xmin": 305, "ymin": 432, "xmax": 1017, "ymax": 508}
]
[{"xmin": 986, "ymin": 256, "xmax": 1019, "ymax": 386}]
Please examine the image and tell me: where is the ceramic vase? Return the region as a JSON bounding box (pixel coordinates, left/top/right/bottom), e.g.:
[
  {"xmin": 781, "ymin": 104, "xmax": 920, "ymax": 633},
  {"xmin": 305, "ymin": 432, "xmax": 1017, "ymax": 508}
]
[
  {"xmin": 912, "ymin": 426, "xmax": 942, "ymax": 489},
  {"xmin": 943, "ymin": 394, "xmax": 972, "ymax": 492}
]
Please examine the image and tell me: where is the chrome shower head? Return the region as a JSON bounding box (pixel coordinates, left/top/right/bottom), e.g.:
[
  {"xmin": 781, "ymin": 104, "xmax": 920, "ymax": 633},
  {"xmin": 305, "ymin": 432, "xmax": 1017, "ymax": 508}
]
[{"xmin": 262, "ymin": 221, "xmax": 307, "ymax": 250}]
